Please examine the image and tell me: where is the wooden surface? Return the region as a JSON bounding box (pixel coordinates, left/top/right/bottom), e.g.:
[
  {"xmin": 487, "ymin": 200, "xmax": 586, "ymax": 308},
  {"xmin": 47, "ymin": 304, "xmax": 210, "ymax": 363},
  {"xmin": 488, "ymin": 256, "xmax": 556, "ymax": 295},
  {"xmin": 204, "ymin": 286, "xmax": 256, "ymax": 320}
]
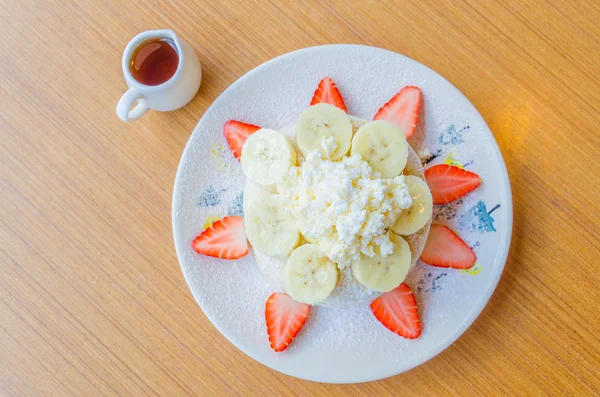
[{"xmin": 1, "ymin": 0, "xmax": 599, "ymax": 395}]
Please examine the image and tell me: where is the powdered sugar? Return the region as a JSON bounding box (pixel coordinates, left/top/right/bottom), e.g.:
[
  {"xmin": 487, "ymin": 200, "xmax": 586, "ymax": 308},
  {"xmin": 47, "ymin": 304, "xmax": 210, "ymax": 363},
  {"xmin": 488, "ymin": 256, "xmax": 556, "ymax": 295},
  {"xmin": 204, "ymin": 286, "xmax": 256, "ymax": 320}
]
[
  {"xmin": 418, "ymin": 147, "xmax": 433, "ymax": 160},
  {"xmin": 172, "ymin": 45, "xmax": 511, "ymax": 383}
]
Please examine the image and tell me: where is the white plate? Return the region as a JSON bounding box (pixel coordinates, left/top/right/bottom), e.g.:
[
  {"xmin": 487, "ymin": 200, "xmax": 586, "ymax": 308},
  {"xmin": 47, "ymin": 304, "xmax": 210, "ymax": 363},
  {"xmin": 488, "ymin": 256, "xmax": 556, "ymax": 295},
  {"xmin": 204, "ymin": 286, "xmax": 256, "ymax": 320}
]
[{"xmin": 172, "ymin": 45, "xmax": 512, "ymax": 383}]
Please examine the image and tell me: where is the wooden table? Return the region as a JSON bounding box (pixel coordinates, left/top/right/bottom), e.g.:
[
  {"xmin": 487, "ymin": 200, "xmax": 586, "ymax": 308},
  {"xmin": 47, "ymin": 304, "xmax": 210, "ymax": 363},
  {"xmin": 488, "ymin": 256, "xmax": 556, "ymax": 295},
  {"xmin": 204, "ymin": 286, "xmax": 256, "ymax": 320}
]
[{"xmin": 1, "ymin": 0, "xmax": 599, "ymax": 395}]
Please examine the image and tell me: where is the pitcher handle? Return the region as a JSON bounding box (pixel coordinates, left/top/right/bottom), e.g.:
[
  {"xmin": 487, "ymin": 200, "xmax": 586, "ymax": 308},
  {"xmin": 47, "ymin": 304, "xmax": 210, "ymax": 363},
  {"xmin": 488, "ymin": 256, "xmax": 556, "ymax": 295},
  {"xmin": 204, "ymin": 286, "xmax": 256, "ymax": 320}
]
[{"xmin": 116, "ymin": 87, "xmax": 149, "ymax": 122}]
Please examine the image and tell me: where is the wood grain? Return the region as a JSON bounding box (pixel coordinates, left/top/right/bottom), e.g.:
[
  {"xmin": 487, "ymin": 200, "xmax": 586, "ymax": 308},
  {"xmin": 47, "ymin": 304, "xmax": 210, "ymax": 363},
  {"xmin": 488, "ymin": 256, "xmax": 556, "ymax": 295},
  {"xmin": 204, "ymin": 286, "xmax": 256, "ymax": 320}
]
[{"xmin": 1, "ymin": 0, "xmax": 599, "ymax": 395}]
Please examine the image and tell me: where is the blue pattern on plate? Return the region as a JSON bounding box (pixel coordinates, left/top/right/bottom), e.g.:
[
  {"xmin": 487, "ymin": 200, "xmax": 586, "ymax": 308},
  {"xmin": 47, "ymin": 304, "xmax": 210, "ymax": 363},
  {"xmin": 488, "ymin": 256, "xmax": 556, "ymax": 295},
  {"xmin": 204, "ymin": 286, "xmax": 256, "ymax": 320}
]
[
  {"xmin": 198, "ymin": 186, "xmax": 225, "ymax": 207},
  {"xmin": 460, "ymin": 201, "xmax": 499, "ymax": 233},
  {"xmin": 228, "ymin": 192, "xmax": 244, "ymax": 217},
  {"xmin": 416, "ymin": 272, "xmax": 448, "ymax": 293},
  {"xmin": 438, "ymin": 125, "xmax": 468, "ymax": 145}
]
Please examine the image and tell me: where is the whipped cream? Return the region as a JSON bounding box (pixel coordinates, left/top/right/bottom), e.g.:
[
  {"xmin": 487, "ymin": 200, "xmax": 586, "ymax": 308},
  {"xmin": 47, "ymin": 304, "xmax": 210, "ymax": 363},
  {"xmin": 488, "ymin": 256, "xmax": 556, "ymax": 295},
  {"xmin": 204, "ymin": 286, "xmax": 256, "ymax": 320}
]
[{"xmin": 277, "ymin": 151, "xmax": 412, "ymax": 268}]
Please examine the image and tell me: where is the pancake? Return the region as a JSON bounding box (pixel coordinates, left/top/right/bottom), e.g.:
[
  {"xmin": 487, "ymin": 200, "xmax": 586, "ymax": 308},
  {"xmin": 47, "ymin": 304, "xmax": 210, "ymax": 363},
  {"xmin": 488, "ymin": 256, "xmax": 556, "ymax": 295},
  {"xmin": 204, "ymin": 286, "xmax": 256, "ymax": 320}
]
[{"xmin": 243, "ymin": 115, "xmax": 431, "ymax": 307}]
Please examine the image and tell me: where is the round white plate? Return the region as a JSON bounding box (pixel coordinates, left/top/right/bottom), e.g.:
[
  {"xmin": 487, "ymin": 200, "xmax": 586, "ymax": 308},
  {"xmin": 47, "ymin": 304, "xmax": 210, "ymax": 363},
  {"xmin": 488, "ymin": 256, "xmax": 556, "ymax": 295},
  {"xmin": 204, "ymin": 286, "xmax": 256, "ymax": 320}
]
[{"xmin": 172, "ymin": 45, "xmax": 512, "ymax": 383}]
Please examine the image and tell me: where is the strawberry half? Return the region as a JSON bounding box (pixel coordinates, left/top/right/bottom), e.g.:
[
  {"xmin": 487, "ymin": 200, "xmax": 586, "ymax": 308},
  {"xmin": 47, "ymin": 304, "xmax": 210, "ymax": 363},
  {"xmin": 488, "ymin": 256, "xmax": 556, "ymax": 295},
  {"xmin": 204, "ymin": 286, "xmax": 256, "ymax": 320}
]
[
  {"xmin": 310, "ymin": 77, "xmax": 347, "ymax": 112},
  {"xmin": 420, "ymin": 224, "xmax": 476, "ymax": 269},
  {"xmin": 223, "ymin": 120, "xmax": 261, "ymax": 161},
  {"xmin": 373, "ymin": 86, "xmax": 422, "ymax": 139},
  {"xmin": 370, "ymin": 283, "xmax": 421, "ymax": 339},
  {"xmin": 424, "ymin": 164, "xmax": 482, "ymax": 205},
  {"xmin": 192, "ymin": 216, "xmax": 249, "ymax": 259},
  {"xmin": 265, "ymin": 292, "xmax": 310, "ymax": 352}
]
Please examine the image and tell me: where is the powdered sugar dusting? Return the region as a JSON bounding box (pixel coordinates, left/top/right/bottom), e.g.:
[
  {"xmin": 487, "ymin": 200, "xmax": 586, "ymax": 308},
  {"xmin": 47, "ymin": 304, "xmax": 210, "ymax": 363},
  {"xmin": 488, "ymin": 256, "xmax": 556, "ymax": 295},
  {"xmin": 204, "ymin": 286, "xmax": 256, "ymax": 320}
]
[{"xmin": 172, "ymin": 45, "xmax": 512, "ymax": 383}]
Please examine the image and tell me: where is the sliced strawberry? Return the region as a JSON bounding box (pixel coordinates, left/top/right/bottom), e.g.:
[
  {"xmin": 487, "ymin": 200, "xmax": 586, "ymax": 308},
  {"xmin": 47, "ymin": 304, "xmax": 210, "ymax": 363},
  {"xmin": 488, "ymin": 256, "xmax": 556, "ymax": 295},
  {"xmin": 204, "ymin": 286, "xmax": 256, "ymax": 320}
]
[
  {"xmin": 373, "ymin": 86, "xmax": 422, "ymax": 139},
  {"xmin": 424, "ymin": 164, "xmax": 482, "ymax": 204},
  {"xmin": 420, "ymin": 224, "xmax": 476, "ymax": 269},
  {"xmin": 223, "ymin": 120, "xmax": 261, "ymax": 160},
  {"xmin": 310, "ymin": 77, "xmax": 347, "ymax": 112},
  {"xmin": 192, "ymin": 216, "xmax": 248, "ymax": 259},
  {"xmin": 370, "ymin": 283, "xmax": 421, "ymax": 339},
  {"xmin": 265, "ymin": 292, "xmax": 310, "ymax": 352}
]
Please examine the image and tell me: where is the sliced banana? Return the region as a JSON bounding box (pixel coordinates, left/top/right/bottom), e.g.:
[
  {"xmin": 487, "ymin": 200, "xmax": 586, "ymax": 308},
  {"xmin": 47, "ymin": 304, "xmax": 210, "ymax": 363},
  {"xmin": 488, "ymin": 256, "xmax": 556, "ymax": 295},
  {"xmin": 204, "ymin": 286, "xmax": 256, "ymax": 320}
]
[
  {"xmin": 351, "ymin": 233, "xmax": 411, "ymax": 292},
  {"xmin": 283, "ymin": 244, "xmax": 339, "ymax": 304},
  {"xmin": 244, "ymin": 195, "xmax": 300, "ymax": 257},
  {"xmin": 296, "ymin": 103, "xmax": 352, "ymax": 160},
  {"xmin": 350, "ymin": 120, "xmax": 408, "ymax": 178},
  {"xmin": 241, "ymin": 129, "xmax": 297, "ymax": 187},
  {"xmin": 391, "ymin": 176, "xmax": 433, "ymax": 235}
]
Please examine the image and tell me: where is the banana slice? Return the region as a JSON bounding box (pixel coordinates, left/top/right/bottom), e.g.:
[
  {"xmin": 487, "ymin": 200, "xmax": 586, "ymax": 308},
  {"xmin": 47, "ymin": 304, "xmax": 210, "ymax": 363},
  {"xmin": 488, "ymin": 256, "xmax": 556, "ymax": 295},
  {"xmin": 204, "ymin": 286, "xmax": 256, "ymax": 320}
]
[
  {"xmin": 391, "ymin": 175, "xmax": 433, "ymax": 235},
  {"xmin": 296, "ymin": 103, "xmax": 352, "ymax": 160},
  {"xmin": 283, "ymin": 244, "xmax": 339, "ymax": 304},
  {"xmin": 350, "ymin": 120, "xmax": 408, "ymax": 178},
  {"xmin": 351, "ymin": 233, "xmax": 411, "ymax": 292},
  {"xmin": 241, "ymin": 129, "xmax": 297, "ymax": 187},
  {"xmin": 245, "ymin": 195, "xmax": 300, "ymax": 257}
]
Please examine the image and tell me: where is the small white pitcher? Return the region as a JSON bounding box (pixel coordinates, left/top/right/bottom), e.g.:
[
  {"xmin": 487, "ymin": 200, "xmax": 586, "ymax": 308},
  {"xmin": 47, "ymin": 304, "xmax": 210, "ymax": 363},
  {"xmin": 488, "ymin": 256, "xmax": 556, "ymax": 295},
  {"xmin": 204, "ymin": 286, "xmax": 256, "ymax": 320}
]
[{"xmin": 116, "ymin": 29, "xmax": 202, "ymax": 122}]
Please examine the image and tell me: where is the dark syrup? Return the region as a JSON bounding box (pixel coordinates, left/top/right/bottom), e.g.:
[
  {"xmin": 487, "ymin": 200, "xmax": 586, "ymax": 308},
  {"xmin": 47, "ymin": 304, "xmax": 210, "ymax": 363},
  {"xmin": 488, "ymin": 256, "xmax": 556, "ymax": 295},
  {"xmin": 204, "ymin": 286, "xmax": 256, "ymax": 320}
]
[{"xmin": 129, "ymin": 38, "xmax": 179, "ymax": 86}]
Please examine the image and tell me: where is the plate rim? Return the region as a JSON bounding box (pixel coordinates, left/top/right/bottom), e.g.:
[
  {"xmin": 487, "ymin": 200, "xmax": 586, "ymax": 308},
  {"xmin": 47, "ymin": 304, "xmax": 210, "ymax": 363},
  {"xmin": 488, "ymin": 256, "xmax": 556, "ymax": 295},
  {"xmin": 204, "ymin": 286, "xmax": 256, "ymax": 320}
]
[{"xmin": 172, "ymin": 44, "xmax": 513, "ymax": 383}]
